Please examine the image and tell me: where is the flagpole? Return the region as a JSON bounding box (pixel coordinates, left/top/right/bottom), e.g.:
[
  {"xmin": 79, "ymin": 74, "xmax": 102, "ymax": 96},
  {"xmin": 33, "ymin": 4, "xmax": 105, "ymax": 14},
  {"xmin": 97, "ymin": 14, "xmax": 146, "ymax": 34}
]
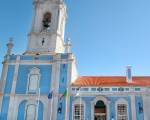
[
  {"xmin": 79, "ymin": 89, "xmax": 81, "ymax": 120},
  {"xmin": 65, "ymin": 88, "xmax": 68, "ymax": 120},
  {"xmin": 49, "ymin": 90, "xmax": 53, "ymax": 120},
  {"xmin": 36, "ymin": 88, "xmax": 40, "ymax": 120}
]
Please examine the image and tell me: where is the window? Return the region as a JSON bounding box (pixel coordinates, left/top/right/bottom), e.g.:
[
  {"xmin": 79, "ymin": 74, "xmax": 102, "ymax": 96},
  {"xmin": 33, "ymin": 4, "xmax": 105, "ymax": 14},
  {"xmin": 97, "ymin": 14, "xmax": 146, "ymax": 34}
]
[
  {"xmin": 125, "ymin": 88, "xmax": 129, "ymax": 91},
  {"xmin": 91, "ymin": 88, "xmax": 96, "ymax": 91},
  {"xmin": 73, "ymin": 104, "xmax": 84, "ymax": 120},
  {"xmin": 117, "ymin": 104, "xmax": 128, "ymax": 120},
  {"xmin": 135, "ymin": 88, "xmax": 141, "ymax": 91},
  {"xmin": 25, "ymin": 104, "xmax": 36, "ymax": 120},
  {"xmin": 112, "ymin": 88, "xmax": 117, "ymax": 91},
  {"xmin": 28, "ymin": 74, "xmax": 39, "ymax": 92},
  {"xmin": 97, "ymin": 87, "xmax": 103, "ymax": 92},
  {"xmin": 118, "ymin": 87, "xmax": 124, "ymax": 91},
  {"xmin": 81, "ymin": 88, "xmax": 89, "ymax": 91},
  {"xmin": 28, "ymin": 68, "xmax": 40, "ymax": 93},
  {"xmin": 72, "ymin": 88, "xmax": 76, "ymax": 91},
  {"xmin": 42, "ymin": 12, "xmax": 51, "ymax": 31},
  {"xmin": 104, "ymin": 88, "xmax": 110, "ymax": 91}
]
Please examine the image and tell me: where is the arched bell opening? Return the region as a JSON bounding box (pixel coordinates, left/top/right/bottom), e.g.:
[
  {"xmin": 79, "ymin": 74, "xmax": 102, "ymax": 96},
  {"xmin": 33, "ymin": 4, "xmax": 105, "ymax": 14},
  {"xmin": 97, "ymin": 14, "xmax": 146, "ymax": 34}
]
[
  {"xmin": 42, "ymin": 12, "xmax": 51, "ymax": 31},
  {"xmin": 94, "ymin": 100, "xmax": 107, "ymax": 120}
]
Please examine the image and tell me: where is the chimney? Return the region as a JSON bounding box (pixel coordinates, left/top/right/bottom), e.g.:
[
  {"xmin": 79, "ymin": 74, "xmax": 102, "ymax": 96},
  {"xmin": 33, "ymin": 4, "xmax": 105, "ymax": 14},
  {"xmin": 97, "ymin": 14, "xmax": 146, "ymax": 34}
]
[{"xmin": 126, "ymin": 66, "xmax": 132, "ymax": 83}]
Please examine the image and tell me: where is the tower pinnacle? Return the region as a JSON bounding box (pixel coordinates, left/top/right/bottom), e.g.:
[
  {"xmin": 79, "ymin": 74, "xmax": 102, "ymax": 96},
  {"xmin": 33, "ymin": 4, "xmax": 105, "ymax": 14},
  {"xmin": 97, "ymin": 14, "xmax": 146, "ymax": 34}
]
[{"xmin": 6, "ymin": 38, "xmax": 14, "ymax": 56}]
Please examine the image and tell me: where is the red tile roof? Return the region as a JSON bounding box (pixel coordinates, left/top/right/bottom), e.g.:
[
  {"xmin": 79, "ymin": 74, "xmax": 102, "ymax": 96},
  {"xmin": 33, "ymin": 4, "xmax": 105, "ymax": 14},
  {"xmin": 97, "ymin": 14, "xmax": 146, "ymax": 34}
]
[{"xmin": 72, "ymin": 76, "xmax": 150, "ymax": 87}]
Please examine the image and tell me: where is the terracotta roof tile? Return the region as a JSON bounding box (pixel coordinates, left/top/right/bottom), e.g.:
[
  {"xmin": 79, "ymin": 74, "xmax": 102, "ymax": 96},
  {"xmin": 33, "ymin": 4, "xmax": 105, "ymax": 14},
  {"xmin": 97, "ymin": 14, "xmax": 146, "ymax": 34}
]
[{"xmin": 72, "ymin": 76, "xmax": 150, "ymax": 87}]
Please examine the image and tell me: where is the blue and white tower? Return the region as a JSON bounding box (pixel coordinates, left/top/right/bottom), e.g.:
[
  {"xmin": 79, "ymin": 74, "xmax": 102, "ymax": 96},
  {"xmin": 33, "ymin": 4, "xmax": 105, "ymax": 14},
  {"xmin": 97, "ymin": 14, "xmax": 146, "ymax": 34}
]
[{"xmin": 0, "ymin": 0, "xmax": 78, "ymax": 120}]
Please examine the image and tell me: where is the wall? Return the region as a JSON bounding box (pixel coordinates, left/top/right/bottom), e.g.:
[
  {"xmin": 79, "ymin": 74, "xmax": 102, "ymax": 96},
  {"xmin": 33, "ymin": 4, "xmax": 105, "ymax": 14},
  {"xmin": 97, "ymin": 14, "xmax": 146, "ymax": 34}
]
[
  {"xmin": 57, "ymin": 64, "xmax": 68, "ymax": 120},
  {"xmin": 143, "ymin": 95, "xmax": 150, "ymax": 120},
  {"xmin": 0, "ymin": 96, "xmax": 10, "ymax": 120},
  {"xmin": 135, "ymin": 96, "xmax": 144, "ymax": 120},
  {"xmin": 15, "ymin": 65, "xmax": 52, "ymax": 94},
  {"xmin": 70, "ymin": 96, "xmax": 132, "ymax": 120}
]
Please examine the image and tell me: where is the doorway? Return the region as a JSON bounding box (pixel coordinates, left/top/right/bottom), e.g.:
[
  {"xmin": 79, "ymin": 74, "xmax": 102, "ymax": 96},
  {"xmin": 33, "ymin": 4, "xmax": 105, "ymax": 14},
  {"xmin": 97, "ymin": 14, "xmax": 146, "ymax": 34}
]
[{"xmin": 94, "ymin": 100, "xmax": 106, "ymax": 120}]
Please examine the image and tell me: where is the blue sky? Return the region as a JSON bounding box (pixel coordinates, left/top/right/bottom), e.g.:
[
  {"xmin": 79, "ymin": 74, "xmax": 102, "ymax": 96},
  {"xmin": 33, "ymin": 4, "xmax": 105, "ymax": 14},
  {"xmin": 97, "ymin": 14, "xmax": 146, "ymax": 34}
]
[{"xmin": 0, "ymin": 0, "xmax": 150, "ymax": 76}]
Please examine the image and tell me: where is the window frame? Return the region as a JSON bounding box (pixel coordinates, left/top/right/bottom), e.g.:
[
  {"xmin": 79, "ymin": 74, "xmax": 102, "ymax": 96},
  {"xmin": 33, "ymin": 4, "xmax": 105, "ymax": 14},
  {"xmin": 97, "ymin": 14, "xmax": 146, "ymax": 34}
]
[
  {"xmin": 25, "ymin": 104, "xmax": 37, "ymax": 120},
  {"xmin": 117, "ymin": 104, "xmax": 128, "ymax": 120},
  {"xmin": 27, "ymin": 67, "xmax": 40, "ymax": 94},
  {"xmin": 73, "ymin": 104, "xmax": 84, "ymax": 120},
  {"xmin": 116, "ymin": 99, "xmax": 129, "ymax": 120},
  {"xmin": 72, "ymin": 98, "xmax": 85, "ymax": 120}
]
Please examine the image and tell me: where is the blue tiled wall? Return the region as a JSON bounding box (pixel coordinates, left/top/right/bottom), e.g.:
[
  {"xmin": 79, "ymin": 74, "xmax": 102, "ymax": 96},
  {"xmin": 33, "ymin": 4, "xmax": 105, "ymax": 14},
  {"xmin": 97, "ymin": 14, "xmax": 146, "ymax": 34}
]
[
  {"xmin": 69, "ymin": 96, "xmax": 73, "ymax": 120},
  {"xmin": 20, "ymin": 55, "xmax": 53, "ymax": 61},
  {"xmin": 9, "ymin": 55, "xmax": 17, "ymax": 60},
  {"xmin": 57, "ymin": 64, "xmax": 68, "ymax": 120},
  {"xmin": 70, "ymin": 96, "xmax": 132, "ymax": 120},
  {"xmin": 17, "ymin": 100, "xmax": 44, "ymax": 120},
  {"xmin": 38, "ymin": 101, "xmax": 44, "ymax": 120},
  {"xmin": 57, "ymin": 98, "xmax": 66, "ymax": 120},
  {"xmin": 17, "ymin": 100, "xmax": 27, "ymax": 120},
  {"xmin": 107, "ymin": 96, "xmax": 132, "ymax": 120},
  {"xmin": 0, "ymin": 96, "xmax": 10, "ymax": 120},
  {"xmin": 70, "ymin": 97, "xmax": 94, "ymax": 120},
  {"xmin": 61, "ymin": 54, "xmax": 69, "ymax": 59},
  {"xmin": 15, "ymin": 65, "xmax": 52, "ymax": 94},
  {"xmin": 4, "ymin": 65, "xmax": 15, "ymax": 94},
  {"xmin": 59, "ymin": 64, "xmax": 68, "ymax": 93},
  {"xmin": 82, "ymin": 97, "xmax": 95, "ymax": 120},
  {"xmin": 135, "ymin": 96, "xmax": 144, "ymax": 120}
]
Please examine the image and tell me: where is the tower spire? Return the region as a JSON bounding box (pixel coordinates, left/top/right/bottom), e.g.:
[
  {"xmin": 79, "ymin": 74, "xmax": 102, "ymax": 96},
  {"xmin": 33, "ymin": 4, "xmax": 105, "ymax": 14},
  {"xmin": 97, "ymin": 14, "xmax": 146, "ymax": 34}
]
[{"xmin": 6, "ymin": 38, "xmax": 14, "ymax": 56}]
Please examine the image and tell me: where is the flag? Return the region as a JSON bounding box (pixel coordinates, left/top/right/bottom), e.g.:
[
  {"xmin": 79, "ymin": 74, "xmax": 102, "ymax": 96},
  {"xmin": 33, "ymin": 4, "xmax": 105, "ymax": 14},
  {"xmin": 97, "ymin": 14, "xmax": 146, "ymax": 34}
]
[
  {"xmin": 63, "ymin": 90, "xmax": 68, "ymax": 97},
  {"xmin": 48, "ymin": 91, "xmax": 53, "ymax": 99},
  {"xmin": 60, "ymin": 89, "xmax": 69, "ymax": 100},
  {"xmin": 76, "ymin": 87, "xmax": 81, "ymax": 96}
]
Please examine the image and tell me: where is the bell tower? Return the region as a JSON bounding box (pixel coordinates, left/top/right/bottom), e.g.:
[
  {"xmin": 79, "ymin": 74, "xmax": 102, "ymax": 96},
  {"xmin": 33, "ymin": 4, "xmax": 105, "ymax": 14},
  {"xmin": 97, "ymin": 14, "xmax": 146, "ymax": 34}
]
[{"xmin": 26, "ymin": 0, "xmax": 67, "ymax": 54}]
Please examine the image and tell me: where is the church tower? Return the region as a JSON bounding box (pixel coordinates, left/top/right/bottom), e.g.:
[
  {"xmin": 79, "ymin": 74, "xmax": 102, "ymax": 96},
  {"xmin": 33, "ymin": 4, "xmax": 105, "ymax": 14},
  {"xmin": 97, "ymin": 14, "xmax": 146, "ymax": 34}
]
[
  {"xmin": 26, "ymin": 0, "xmax": 67, "ymax": 54},
  {"xmin": 0, "ymin": 0, "xmax": 78, "ymax": 120}
]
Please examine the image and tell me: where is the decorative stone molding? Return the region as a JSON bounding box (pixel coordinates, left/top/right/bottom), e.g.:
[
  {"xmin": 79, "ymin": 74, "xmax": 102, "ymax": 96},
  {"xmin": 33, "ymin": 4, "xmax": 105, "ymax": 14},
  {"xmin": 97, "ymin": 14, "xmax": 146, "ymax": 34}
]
[{"xmin": 91, "ymin": 96, "xmax": 110, "ymax": 120}]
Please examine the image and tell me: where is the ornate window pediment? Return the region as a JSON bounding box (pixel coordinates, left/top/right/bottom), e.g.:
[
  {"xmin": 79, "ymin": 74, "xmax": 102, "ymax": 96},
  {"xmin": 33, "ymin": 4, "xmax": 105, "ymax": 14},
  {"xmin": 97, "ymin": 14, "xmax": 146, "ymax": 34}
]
[{"xmin": 27, "ymin": 67, "xmax": 40, "ymax": 93}]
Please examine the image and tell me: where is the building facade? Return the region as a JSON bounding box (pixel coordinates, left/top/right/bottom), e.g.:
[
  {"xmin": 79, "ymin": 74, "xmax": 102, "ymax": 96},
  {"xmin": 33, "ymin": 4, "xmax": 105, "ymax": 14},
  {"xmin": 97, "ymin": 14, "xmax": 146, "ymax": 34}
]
[{"xmin": 0, "ymin": 0, "xmax": 150, "ymax": 120}]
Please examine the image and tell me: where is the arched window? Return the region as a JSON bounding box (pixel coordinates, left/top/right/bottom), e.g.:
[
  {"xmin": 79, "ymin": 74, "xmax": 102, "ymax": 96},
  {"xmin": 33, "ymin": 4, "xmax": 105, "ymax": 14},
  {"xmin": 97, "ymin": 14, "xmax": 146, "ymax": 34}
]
[
  {"xmin": 27, "ymin": 67, "xmax": 40, "ymax": 93},
  {"xmin": 94, "ymin": 100, "xmax": 106, "ymax": 120},
  {"xmin": 25, "ymin": 104, "xmax": 36, "ymax": 120},
  {"xmin": 42, "ymin": 12, "xmax": 51, "ymax": 30}
]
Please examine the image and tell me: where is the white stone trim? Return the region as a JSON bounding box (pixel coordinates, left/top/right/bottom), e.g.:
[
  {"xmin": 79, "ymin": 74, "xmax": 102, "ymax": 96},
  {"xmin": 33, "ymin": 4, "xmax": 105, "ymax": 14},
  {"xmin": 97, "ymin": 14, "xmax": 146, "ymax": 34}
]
[
  {"xmin": 65, "ymin": 60, "xmax": 72, "ymax": 120},
  {"xmin": 91, "ymin": 96, "xmax": 110, "ymax": 120},
  {"xmin": 72, "ymin": 98, "xmax": 86, "ymax": 120},
  {"xmin": 26, "ymin": 67, "xmax": 41, "ymax": 94},
  {"xmin": 14, "ymin": 95, "xmax": 49, "ymax": 120},
  {"xmin": 130, "ymin": 95, "xmax": 137, "ymax": 120},
  {"xmin": 11, "ymin": 55, "xmax": 20, "ymax": 93},
  {"xmin": 0, "ymin": 61, "xmax": 9, "ymax": 113},
  {"xmin": 51, "ymin": 54, "xmax": 61, "ymax": 120},
  {"xmin": 8, "ymin": 56, "xmax": 20, "ymax": 120},
  {"xmin": 24, "ymin": 100, "xmax": 37, "ymax": 120}
]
